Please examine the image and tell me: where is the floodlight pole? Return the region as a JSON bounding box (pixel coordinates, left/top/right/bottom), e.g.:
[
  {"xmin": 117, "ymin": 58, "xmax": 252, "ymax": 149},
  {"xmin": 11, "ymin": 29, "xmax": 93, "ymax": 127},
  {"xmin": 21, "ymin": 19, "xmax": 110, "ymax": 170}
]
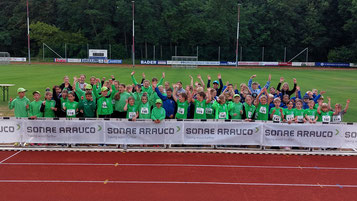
[
  {"xmin": 132, "ymin": 1, "xmax": 135, "ymax": 68},
  {"xmin": 235, "ymin": 4, "xmax": 241, "ymax": 68},
  {"xmin": 26, "ymin": 0, "xmax": 31, "ymax": 64}
]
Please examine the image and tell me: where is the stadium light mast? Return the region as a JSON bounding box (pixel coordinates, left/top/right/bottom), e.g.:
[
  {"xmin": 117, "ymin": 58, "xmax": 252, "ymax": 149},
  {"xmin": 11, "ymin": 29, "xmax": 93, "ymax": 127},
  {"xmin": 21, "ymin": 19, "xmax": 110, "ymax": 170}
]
[
  {"xmin": 26, "ymin": 0, "xmax": 31, "ymax": 64},
  {"xmin": 132, "ymin": 1, "xmax": 135, "ymax": 68},
  {"xmin": 235, "ymin": 3, "xmax": 241, "ymax": 68}
]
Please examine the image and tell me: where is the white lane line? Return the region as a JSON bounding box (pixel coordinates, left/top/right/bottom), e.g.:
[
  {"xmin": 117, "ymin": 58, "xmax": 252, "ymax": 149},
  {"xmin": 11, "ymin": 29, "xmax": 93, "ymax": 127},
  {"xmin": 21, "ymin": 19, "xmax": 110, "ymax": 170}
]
[
  {"xmin": 0, "ymin": 151, "xmax": 22, "ymax": 164},
  {"xmin": 1, "ymin": 162, "xmax": 357, "ymax": 171},
  {"xmin": 0, "ymin": 179, "xmax": 355, "ymax": 188}
]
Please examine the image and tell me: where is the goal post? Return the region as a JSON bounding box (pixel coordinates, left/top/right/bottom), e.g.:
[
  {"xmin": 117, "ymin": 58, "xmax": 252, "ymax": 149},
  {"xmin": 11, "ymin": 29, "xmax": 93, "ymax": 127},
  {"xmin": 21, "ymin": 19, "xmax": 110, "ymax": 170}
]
[
  {"xmin": 0, "ymin": 52, "xmax": 10, "ymax": 65},
  {"xmin": 171, "ymin": 56, "xmax": 198, "ymax": 68}
]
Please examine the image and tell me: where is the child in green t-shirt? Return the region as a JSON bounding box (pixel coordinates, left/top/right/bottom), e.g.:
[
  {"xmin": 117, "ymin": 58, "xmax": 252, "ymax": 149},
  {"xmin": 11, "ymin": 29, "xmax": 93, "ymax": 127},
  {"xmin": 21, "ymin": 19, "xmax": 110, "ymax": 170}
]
[
  {"xmin": 284, "ymin": 100, "xmax": 295, "ymax": 124},
  {"xmin": 212, "ymin": 95, "xmax": 229, "ymax": 120},
  {"xmin": 63, "ymin": 91, "xmax": 79, "ymax": 118},
  {"xmin": 138, "ymin": 95, "xmax": 151, "ymax": 119},
  {"xmin": 29, "ymin": 91, "xmax": 43, "ymax": 119},
  {"xmin": 9, "ymin": 88, "xmax": 30, "ymax": 118},
  {"xmin": 243, "ymin": 95, "xmax": 256, "ymax": 121},
  {"xmin": 270, "ymin": 98, "xmax": 284, "ymax": 122},
  {"xmin": 205, "ymin": 89, "xmax": 216, "ymax": 119},
  {"xmin": 40, "ymin": 91, "xmax": 57, "ymax": 118},
  {"xmin": 124, "ymin": 96, "xmax": 138, "ymax": 120},
  {"xmin": 151, "ymin": 99, "xmax": 166, "ymax": 123},
  {"xmin": 78, "ymin": 92, "xmax": 96, "ymax": 118},
  {"xmin": 94, "ymin": 86, "xmax": 115, "ymax": 118},
  {"xmin": 254, "ymin": 88, "xmax": 269, "ymax": 121},
  {"xmin": 229, "ymin": 94, "xmax": 243, "ymax": 120},
  {"xmin": 304, "ymin": 100, "xmax": 318, "ymax": 124},
  {"xmin": 294, "ymin": 99, "xmax": 305, "ymax": 123},
  {"xmin": 173, "ymin": 87, "xmax": 189, "ymax": 119},
  {"xmin": 189, "ymin": 90, "xmax": 212, "ymax": 119},
  {"xmin": 317, "ymin": 102, "xmax": 334, "ymax": 123}
]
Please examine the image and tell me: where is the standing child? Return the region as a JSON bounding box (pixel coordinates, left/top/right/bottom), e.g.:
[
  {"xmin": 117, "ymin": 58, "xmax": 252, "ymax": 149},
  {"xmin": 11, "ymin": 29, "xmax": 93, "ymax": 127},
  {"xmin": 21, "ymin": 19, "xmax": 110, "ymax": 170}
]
[
  {"xmin": 304, "ymin": 100, "xmax": 318, "ymax": 124},
  {"xmin": 243, "ymin": 95, "xmax": 256, "ymax": 121},
  {"xmin": 173, "ymin": 87, "xmax": 190, "ymax": 120},
  {"xmin": 212, "ymin": 95, "xmax": 229, "ymax": 120},
  {"xmin": 293, "ymin": 99, "xmax": 306, "ymax": 123},
  {"xmin": 332, "ymin": 99, "xmax": 350, "ymax": 123},
  {"xmin": 63, "ymin": 92, "xmax": 78, "ymax": 118},
  {"xmin": 229, "ymin": 94, "xmax": 243, "ymax": 120},
  {"xmin": 317, "ymin": 102, "xmax": 334, "ymax": 123},
  {"xmin": 29, "ymin": 91, "xmax": 43, "ymax": 119},
  {"xmin": 189, "ymin": 90, "xmax": 212, "ymax": 119},
  {"xmin": 40, "ymin": 91, "xmax": 57, "ymax": 118},
  {"xmin": 124, "ymin": 96, "xmax": 138, "ymax": 121},
  {"xmin": 270, "ymin": 98, "xmax": 284, "ymax": 122},
  {"xmin": 78, "ymin": 92, "xmax": 96, "ymax": 118},
  {"xmin": 151, "ymin": 99, "xmax": 166, "ymax": 123},
  {"xmin": 284, "ymin": 100, "xmax": 295, "ymax": 124},
  {"xmin": 9, "ymin": 88, "xmax": 30, "ymax": 117},
  {"xmin": 254, "ymin": 88, "xmax": 270, "ymax": 121},
  {"xmin": 93, "ymin": 86, "xmax": 115, "ymax": 118},
  {"xmin": 205, "ymin": 89, "xmax": 216, "ymax": 119},
  {"xmin": 138, "ymin": 95, "xmax": 151, "ymax": 119}
]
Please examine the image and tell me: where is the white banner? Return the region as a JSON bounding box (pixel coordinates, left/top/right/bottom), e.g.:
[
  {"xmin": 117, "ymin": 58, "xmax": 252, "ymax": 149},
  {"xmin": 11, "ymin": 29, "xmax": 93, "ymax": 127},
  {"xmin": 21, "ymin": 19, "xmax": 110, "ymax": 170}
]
[
  {"xmin": 0, "ymin": 120, "xmax": 22, "ymax": 143},
  {"xmin": 23, "ymin": 120, "xmax": 104, "ymax": 144},
  {"xmin": 105, "ymin": 121, "xmax": 183, "ymax": 145},
  {"xmin": 183, "ymin": 121, "xmax": 262, "ymax": 145}
]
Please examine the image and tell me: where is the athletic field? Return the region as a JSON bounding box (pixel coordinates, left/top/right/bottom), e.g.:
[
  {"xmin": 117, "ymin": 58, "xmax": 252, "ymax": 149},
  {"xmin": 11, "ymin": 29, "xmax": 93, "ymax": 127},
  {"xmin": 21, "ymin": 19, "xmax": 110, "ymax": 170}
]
[{"xmin": 0, "ymin": 63, "xmax": 356, "ymax": 122}]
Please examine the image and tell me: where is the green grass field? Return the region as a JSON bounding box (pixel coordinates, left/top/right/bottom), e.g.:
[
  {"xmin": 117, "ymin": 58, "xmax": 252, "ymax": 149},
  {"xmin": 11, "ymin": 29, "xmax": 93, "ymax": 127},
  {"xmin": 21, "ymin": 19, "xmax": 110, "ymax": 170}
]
[{"xmin": 0, "ymin": 63, "xmax": 356, "ymax": 121}]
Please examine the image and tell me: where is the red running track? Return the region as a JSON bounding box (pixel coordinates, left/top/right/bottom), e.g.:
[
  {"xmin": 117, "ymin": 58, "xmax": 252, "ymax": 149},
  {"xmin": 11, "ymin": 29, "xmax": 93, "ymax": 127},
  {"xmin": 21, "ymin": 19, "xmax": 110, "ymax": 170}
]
[{"xmin": 0, "ymin": 151, "xmax": 357, "ymax": 201}]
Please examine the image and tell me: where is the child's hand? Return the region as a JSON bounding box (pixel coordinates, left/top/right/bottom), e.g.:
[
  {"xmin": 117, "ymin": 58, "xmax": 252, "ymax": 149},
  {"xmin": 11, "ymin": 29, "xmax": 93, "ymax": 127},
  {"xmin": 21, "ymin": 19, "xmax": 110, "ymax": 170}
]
[
  {"xmin": 296, "ymin": 86, "xmax": 300, "ymax": 91},
  {"xmin": 233, "ymin": 113, "xmax": 237, "ymax": 117},
  {"xmin": 162, "ymin": 72, "xmax": 165, "ymax": 78},
  {"xmin": 90, "ymin": 97, "xmax": 93, "ymax": 101},
  {"xmin": 142, "ymin": 72, "xmax": 145, "ymax": 78},
  {"xmin": 63, "ymin": 107, "xmax": 66, "ymax": 110},
  {"xmin": 327, "ymin": 97, "xmax": 331, "ymax": 101},
  {"xmin": 131, "ymin": 71, "xmax": 135, "ymax": 76},
  {"xmin": 293, "ymin": 78, "xmax": 297, "ymax": 84},
  {"xmin": 125, "ymin": 99, "xmax": 128, "ymax": 104},
  {"xmin": 81, "ymin": 96, "xmax": 84, "ymax": 100},
  {"xmin": 80, "ymin": 110, "xmax": 83, "ymax": 113},
  {"xmin": 9, "ymin": 98, "xmax": 13, "ymax": 102},
  {"xmin": 226, "ymin": 81, "xmax": 229, "ymax": 86},
  {"xmin": 197, "ymin": 74, "xmax": 202, "ymax": 79},
  {"xmin": 217, "ymin": 73, "xmax": 222, "ymax": 79},
  {"xmin": 74, "ymin": 76, "xmax": 77, "ymax": 82},
  {"xmin": 42, "ymin": 101, "xmax": 46, "ymax": 105},
  {"xmin": 320, "ymin": 91, "xmax": 326, "ymax": 95},
  {"xmin": 279, "ymin": 108, "xmax": 283, "ymax": 113},
  {"xmin": 268, "ymin": 74, "xmax": 271, "ymax": 81},
  {"xmin": 240, "ymin": 110, "xmax": 243, "ymax": 115},
  {"xmin": 189, "ymin": 75, "xmax": 193, "ymax": 80},
  {"xmin": 347, "ymin": 99, "xmax": 350, "ymax": 104},
  {"xmin": 234, "ymin": 84, "xmax": 237, "ymax": 90},
  {"xmin": 51, "ymin": 107, "xmax": 57, "ymax": 111},
  {"xmin": 280, "ymin": 77, "xmax": 284, "ymax": 83},
  {"xmin": 101, "ymin": 77, "xmax": 106, "ymax": 81},
  {"xmin": 251, "ymin": 75, "xmax": 256, "ymax": 79},
  {"xmin": 96, "ymin": 78, "xmax": 100, "ymax": 84},
  {"xmin": 26, "ymin": 104, "xmax": 29, "ymax": 109},
  {"xmin": 111, "ymin": 75, "xmax": 115, "ymax": 79},
  {"xmin": 207, "ymin": 75, "xmax": 211, "ymax": 80}
]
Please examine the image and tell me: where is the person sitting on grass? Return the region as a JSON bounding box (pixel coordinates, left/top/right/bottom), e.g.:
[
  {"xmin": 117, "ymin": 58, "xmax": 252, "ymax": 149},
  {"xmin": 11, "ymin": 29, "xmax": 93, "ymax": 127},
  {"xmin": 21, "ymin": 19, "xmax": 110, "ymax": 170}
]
[
  {"xmin": 151, "ymin": 99, "xmax": 166, "ymax": 123},
  {"xmin": 304, "ymin": 100, "xmax": 318, "ymax": 124},
  {"xmin": 78, "ymin": 92, "xmax": 96, "ymax": 118},
  {"xmin": 63, "ymin": 91, "xmax": 79, "ymax": 118},
  {"xmin": 40, "ymin": 91, "xmax": 57, "ymax": 118},
  {"xmin": 29, "ymin": 91, "xmax": 43, "ymax": 119},
  {"xmin": 9, "ymin": 88, "xmax": 30, "ymax": 118},
  {"xmin": 270, "ymin": 98, "xmax": 284, "ymax": 122},
  {"xmin": 124, "ymin": 96, "xmax": 138, "ymax": 121},
  {"xmin": 332, "ymin": 99, "xmax": 350, "ymax": 123}
]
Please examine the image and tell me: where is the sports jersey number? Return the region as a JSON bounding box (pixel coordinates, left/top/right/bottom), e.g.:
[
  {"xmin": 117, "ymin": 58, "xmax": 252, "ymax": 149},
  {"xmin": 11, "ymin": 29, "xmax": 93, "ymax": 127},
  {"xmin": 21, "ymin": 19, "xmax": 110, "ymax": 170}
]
[
  {"xmin": 322, "ymin": 115, "xmax": 331, "ymax": 122},
  {"xmin": 141, "ymin": 107, "xmax": 149, "ymax": 114},
  {"xmin": 196, "ymin": 108, "xmax": 204, "ymax": 115},
  {"xmin": 259, "ymin": 107, "xmax": 266, "ymax": 114},
  {"xmin": 297, "ymin": 116, "xmax": 304, "ymax": 122},
  {"xmin": 333, "ymin": 115, "xmax": 341, "ymax": 122},
  {"xmin": 67, "ymin": 109, "xmax": 75, "ymax": 116},
  {"xmin": 129, "ymin": 112, "xmax": 136, "ymax": 119},
  {"xmin": 178, "ymin": 108, "xmax": 185, "ymax": 115},
  {"xmin": 247, "ymin": 111, "xmax": 253, "ymax": 118},
  {"xmin": 286, "ymin": 115, "xmax": 294, "ymax": 121},
  {"xmin": 308, "ymin": 115, "xmax": 315, "ymax": 120},
  {"xmin": 219, "ymin": 112, "xmax": 227, "ymax": 119},
  {"xmin": 205, "ymin": 108, "xmax": 213, "ymax": 115},
  {"xmin": 273, "ymin": 115, "xmax": 281, "ymax": 122},
  {"xmin": 102, "ymin": 101, "xmax": 108, "ymax": 109}
]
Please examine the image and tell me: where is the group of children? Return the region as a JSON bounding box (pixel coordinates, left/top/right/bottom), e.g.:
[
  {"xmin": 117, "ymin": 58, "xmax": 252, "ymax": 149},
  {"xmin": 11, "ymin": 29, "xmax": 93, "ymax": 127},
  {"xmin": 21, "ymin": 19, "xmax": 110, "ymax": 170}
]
[{"xmin": 8, "ymin": 73, "xmax": 350, "ymax": 124}]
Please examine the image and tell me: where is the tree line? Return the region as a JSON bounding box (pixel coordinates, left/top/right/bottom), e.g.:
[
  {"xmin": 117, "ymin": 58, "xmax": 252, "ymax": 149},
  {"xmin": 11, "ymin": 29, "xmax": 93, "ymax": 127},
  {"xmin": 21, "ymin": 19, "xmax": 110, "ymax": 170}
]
[{"xmin": 0, "ymin": 0, "xmax": 356, "ymax": 62}]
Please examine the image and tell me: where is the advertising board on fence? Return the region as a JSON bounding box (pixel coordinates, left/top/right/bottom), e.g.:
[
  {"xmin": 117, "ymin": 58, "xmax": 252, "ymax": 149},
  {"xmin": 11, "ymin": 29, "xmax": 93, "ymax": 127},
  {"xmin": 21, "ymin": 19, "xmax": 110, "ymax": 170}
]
[
  {"xmin": 67, "ymin": 58, "xmax": 82, "ymax": 63},
  {"xmin": 10, "ymin": 57, "xmax": 27, "ymax": 62},
  {"xmin": 1, "ymin": 119, "xmax": 357, "ymax": 148}
]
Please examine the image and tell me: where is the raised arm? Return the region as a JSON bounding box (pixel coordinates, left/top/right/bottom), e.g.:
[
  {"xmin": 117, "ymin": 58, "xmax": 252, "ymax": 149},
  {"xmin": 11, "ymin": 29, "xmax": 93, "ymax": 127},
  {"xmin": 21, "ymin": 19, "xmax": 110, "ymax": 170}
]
[
  {"xmin": 344, "ymin": 99, "xmax": 350, "ymax": 113},
  {"xmin": 131, "ymin": 71, "xmax": 139, "ymax": 85},
  {"xmin": 189, "ymin": 75, "xmax": 194, "ymax": 88},
  {"xmin": 158, "ymin": 72, "xmax": 165, "ymax": 86},
  {"xmin": 207, "ymin": 75, "xmax": 211, "ymax": 88},
  {"xmin": 277, "ymin": 77, "xmax": 284, "ymax": 91},
  {"xmin": 264, "ymin": 74, "xmax": 271, "ymax": 89},
  {"xmin": 197, "ymin": 74, "xmax": 205, "ymax": 89}
]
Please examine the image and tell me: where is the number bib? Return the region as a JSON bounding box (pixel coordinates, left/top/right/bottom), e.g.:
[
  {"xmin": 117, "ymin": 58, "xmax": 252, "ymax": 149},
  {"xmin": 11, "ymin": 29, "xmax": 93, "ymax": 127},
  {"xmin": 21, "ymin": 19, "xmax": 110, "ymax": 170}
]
[
  {"xmin": 196, "ymin": 108, "xmax": 204, "ymax": 115},
  {"xmin": 308, "ymin": 115, "xmax": 315, "ymax": 120},
  {"xmin": 219, "ymin": 112, "xmax": 227, "ymax": 119},
  {"xmin": 297, "ymin": 116, "xmax": 304, "ymax": 122},
  {"xmin": 259, "ymin": 107, "xmax": 266, "ymax": 114},
  {"xmin": 178, "ymin": 108, "xmax": 185, "ymax": 115},
  {"xmin": 141, "ymin": 107, "xmax": 149, "ymax": 114},
  {"xmin": 129, "ymin": 112, "xmax": 136, "ymax": 118},
  {"xmin": 67, "ymin": 109, "xmax": 75, "ymax": 116},
  {"xmin": 205, "ymin": 108, "xmax": 213, "ymax": 115},
  {"xmin": 102, "ymin": 101, "xmax": 108, "ymax": 109},
  {"xmin": 273, "ymin": 115, "xmax": 281, "ymax": 122},
  {"xmin": 333, "ymin": 115, "xmax": 341, "ymax": 122},
  {"xmin": 247, "ymin": 111, "xmax": 253, "ymax": 118},
  {"xmin": 322, "ymin": 115, "xmax": 331, "ymax": 122},
  {"xmin": 286, "ymin": 115, "xmax": 294, "ymax": 121}
]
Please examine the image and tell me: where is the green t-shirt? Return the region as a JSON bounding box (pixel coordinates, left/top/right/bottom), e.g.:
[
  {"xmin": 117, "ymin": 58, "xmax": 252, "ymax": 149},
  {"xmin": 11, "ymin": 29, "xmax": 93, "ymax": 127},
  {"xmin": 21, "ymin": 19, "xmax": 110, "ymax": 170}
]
[
  {"xmin": 212, "ymin": 101, "xmax": 229, "ymax": 120},
  {"xmin": 8, "ymin": 96, "xmax": 30, "ymax": 118},
  {"xmin": 194, "ymin": 100, "xmax": 207, "ymax": 119},
  {"xmin": 255, "ymin": 103, "xmax": 268, "ymax": 120},
  {"xmin": 43, "ymin": 100, "xmax": 56, "ymax": 118},
  {"xmin": 294, "ymin": 108, "xmax": 305, "ymax": 122},
  {"xmin": 133, "ymin": 92, "xmax": 143, "ymax": 103},
  {"xmin": 284, "ymin": 108, "xmax": 295, "ymax": 121},
  {"xmin": 319, "ymin": 111, "xmax": 334, "ymax": 122},
  {"xmin": 64, "ymin": 101, "xmax": 78, "ymax": 118},
  {"xmin": 114, "ymin": 92, "xmax": 131, "ymax": 112},
  {"xmin": 29, "ymin": 100, "xmax": 43, "ymax": 117},
  {"xmin": 304, "ymin": 109, "xmax": 318, "ymax": 121},
  {"xmin": 78, "ymin": 99, "xmax": 96, "ymax": 118},
  {"xmin": 176, "ymin": 101, "xmax": 189, "ymax": 119},
  {"xmin": 243, "ymin": 103, "xmax": 256, "ymax": 119},
  {"xmin": 126, "ymin": 104, "xmax": 138, "ymax": 119},
  {"xmin": 270, "ymin": 107, "xmax": 283, "ymax": 122},
  {"xmin": 151, "ymin": 107, "xmax": 166, "ymax": 120},
  {"xmin": 228, "ymin": 102, "xmax": 243, "ymax": 120},
  {"xmin": 138, "ymin": 102, "xmax": 151, "ymax": 119},
  {"xmin": 149, "ymin": 92, "xmax": 161, "ymax": 106},
  {"xmin": 60, "ymin": 97, "xmax": 68, "ymax": 110},
  {"xmin": 205, "ymin": 101, "xmax": 214, "ymax": 119}
]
